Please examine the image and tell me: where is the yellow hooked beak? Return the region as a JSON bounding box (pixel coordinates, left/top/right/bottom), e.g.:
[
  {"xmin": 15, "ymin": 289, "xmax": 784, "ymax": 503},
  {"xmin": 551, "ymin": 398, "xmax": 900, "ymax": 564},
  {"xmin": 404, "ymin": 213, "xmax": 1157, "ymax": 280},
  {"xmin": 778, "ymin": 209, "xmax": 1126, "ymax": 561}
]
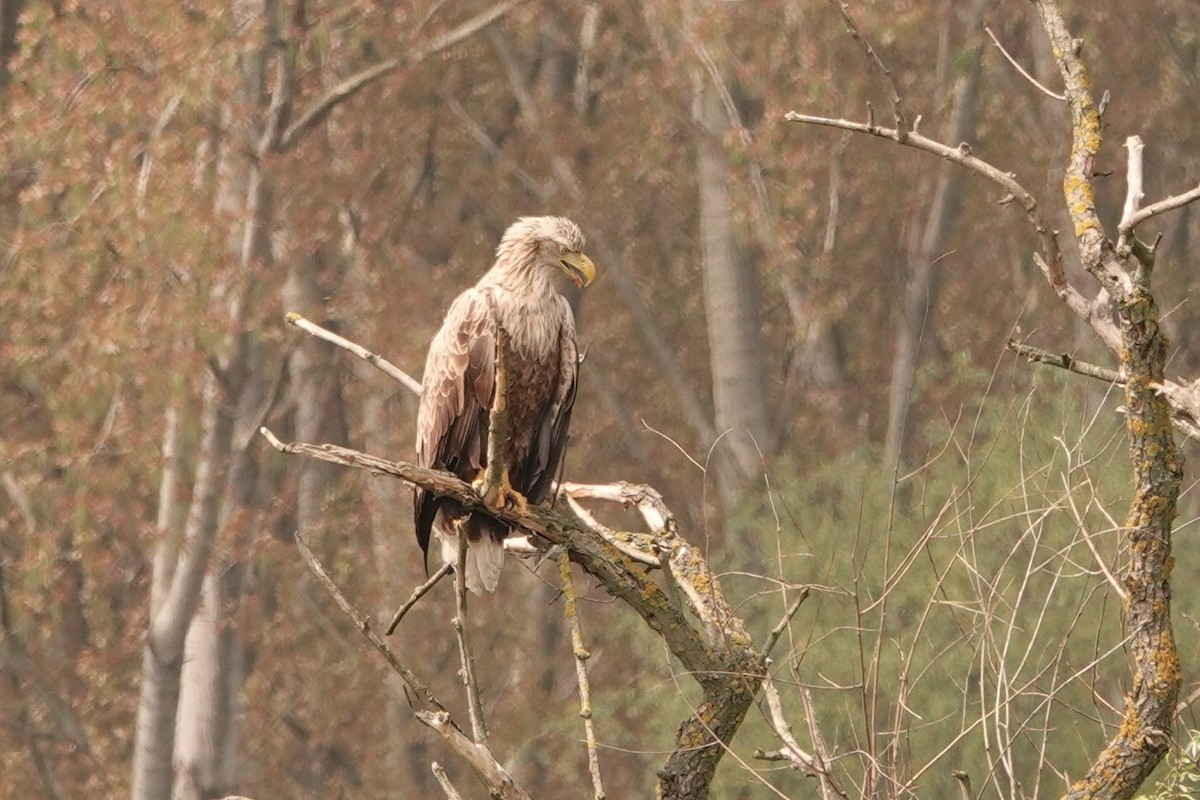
[{"xmin": 559, "ymin": 251, "xmax": 597, "ymax": 288}]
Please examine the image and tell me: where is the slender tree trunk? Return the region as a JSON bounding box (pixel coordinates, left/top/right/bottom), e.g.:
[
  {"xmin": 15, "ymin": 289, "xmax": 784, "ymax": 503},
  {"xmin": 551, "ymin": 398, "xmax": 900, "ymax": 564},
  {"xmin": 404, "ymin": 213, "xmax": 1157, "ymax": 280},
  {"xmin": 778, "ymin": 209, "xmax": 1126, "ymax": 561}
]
[
  {"xmin": 694, "ymin": 77, "xmax": 771, "ymax": 495},
  {"xmin": 883, "ymin": 0, "xmax": 988, "ymax": 469}
]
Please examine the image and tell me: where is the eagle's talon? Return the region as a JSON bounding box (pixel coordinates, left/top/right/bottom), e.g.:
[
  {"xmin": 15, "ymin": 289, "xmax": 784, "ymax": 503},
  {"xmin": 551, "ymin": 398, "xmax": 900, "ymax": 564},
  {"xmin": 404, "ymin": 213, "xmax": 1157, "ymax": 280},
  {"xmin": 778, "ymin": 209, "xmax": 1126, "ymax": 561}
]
[{"xmin": 475, "ymin": 468, "xmax": 529, "ymax": 514}]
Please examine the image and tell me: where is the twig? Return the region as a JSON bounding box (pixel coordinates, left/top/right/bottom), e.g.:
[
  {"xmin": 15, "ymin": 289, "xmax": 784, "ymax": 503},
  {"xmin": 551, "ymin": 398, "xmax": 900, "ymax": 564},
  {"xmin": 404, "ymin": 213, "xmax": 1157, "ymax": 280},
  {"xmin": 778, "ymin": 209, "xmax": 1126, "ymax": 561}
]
[
  {"xmin": 454, "ymin": 532, "xmax": 487, "ymax": 742},
  {"xmin": 829, "ymin": 0, "xmax": 906, "ymax": 133},
  {"xmin": 431, "ymin": 763, "xmax": 464, "ymax": 800},
  {"xmin": 285, "ymin": 312, "xmax": 422, "ymax": 396},
  {"xmin": 1006, "ymin": 340, "xmax": 1123, "ymax": 385},
  {"xmin": 385, "ymin": 562, "xmax": 453, "ymax": 635},
  {"xmin": 763, "ymin": 587, "xmax": 810, "ymax": 659},
  {"xmin": 277, "ymin": 0, "xmax": 525, "ymax": 151},
  {"xmin": 983, "ymin": 26, "xmax": 1065, "ymax": 101},
  {"xmin": 559, "ymin": 552, "xmax": 605, "ymax": 800},
  {"xmin": 293, "ymin": 533, "xmax": 444, "ymax": 712},
  {"xmin": 560, "ymin": 491, "xmax": 660, "ymax": 566}
]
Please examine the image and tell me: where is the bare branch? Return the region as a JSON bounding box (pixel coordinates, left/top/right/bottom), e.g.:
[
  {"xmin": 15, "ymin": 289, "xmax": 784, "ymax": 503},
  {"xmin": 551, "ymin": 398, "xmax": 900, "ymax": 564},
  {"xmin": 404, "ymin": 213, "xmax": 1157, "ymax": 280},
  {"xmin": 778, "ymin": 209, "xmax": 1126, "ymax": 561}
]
[
  {"xmin": 293, "ymin": 533, "xmax": 444, "ymax": 712},
  {"xmin": 286, "ymin": 312, "xmax": 422, "ymax": 395},
  {"xmin": 763, "ymin": 587, "xmax": 809, "ymax": 659},
  {"xmin": 559, "ymin": 553, "xmax": 605, "ymax": 800},
  {"xmin": 983, "ymin": 26, "xmax": 1065, "ymax": 101},
  {"xmin": 784, "ymin": 109, "xmax": 1122, "ymax": 351},
  {"xmin": 1006, "ymin": 340, "xmax": 1123, "ymax": 385},
  {"xmin": 385, "ymin": 563, "xmax": 452, "ymax": 636},
  {"xmin": 1119, "ymin": 183, "xmax": 1200, "ymax": 242},
  {"xmin": 265, "ymin": 427, "xmax": 765, "ymax": 798},
  {"xmin": 414, "ymin": 711, "xmax": 533, "ymax": 800},
  {"xmin": 754, "ymin": 670, "xmax": 846, "ymax": 799},
  {"xmin": 828, "ymin": 0, "xmax": 906, "ymax": 133},
  {"xmin": 1121, "ymin": 135, "xmax": 1145, "ymax": 226},
  {"xmin": 453, "ymin": 533, "xmax": 487, "ymax": 743},
  {"xmin": 431, "ymin": 763, "xmax": 464, "ymax": 800},
  {"xmin": 277, "ymin": 0, "xmax": 525, "ymax": 151}
]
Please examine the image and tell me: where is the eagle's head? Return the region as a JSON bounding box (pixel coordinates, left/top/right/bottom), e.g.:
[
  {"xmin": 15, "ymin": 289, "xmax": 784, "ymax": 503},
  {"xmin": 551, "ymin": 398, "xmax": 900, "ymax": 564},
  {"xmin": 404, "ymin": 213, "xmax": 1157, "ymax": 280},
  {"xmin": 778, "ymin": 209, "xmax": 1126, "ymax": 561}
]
[{"xmin": 496, "ymin": 216, "xmax": 596, "ymax": 289}]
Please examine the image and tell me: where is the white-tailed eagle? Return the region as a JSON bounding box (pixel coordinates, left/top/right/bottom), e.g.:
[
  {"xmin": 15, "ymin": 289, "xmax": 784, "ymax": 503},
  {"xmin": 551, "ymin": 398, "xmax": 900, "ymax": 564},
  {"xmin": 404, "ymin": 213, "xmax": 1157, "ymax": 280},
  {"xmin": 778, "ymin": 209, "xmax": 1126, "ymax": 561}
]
[{"xmin": 414, "ymin": 216, "xmax": 596, "ymax": 593}]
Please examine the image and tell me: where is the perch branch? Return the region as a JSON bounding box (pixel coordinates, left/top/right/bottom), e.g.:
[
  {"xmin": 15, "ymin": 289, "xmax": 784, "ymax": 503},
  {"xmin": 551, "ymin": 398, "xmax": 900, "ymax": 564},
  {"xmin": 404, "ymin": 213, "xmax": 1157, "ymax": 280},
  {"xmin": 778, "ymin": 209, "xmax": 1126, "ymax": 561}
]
[
  {"xmin": 265, "ymin": 427, "xmax": 766, "ymax": 798},
  {"xmin": 559, "ymin": 552, "xmax": 605, "ymax": 800}
]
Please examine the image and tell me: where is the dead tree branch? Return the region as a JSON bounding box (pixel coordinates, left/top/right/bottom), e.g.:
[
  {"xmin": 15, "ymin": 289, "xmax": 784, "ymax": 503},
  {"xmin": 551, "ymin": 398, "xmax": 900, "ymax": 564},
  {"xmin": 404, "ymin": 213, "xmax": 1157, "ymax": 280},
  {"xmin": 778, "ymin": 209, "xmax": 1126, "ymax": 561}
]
[
  {"xmin": 294, "ymin": 533, "xmax": 532, "ymax": 798},
  {"xmin": 263, "ymin": 419, "xmax": 767, "ymax": 798}
]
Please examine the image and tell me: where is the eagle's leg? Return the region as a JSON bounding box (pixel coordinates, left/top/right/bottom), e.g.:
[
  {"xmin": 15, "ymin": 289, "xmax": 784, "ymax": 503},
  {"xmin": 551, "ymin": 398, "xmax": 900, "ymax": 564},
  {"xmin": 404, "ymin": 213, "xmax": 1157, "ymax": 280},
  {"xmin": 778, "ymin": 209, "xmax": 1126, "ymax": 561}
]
[{"xmin": 473, "ymin": 466, "xmax": 529, "ymax": 515}]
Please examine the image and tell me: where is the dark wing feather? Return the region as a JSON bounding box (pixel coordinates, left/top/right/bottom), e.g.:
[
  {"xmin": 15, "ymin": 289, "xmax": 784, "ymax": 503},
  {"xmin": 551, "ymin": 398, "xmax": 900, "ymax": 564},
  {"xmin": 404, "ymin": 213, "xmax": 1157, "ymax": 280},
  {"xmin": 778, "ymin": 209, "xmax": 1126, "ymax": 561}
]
[
  {"xmin": 524, "ymin": 297, "xmax": 580, "ymax": 504},
  {"xmin": 413, "ymin": 288, "xmax": 496, "ymax": 557}
]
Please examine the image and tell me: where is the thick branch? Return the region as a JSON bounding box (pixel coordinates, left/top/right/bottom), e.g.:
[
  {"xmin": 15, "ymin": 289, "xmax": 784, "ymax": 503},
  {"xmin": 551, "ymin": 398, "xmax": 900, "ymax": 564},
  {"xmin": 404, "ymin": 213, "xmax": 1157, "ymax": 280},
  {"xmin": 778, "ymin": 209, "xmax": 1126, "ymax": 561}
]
[
  {"xmin": 263, "ymin": 429, "xmax": 765, "ymax": 799},
  {"xmin": 1032, "ymin": 3, "xmax": 1183, "ymax": 799}
]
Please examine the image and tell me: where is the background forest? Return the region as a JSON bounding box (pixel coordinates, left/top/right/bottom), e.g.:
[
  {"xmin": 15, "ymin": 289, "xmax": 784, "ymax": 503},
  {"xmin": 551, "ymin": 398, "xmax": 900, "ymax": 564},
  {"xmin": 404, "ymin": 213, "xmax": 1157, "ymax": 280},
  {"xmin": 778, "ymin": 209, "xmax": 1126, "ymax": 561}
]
[{"xmin": 2, "ymin": 1, "xmax": 1200, "ymax": 798}]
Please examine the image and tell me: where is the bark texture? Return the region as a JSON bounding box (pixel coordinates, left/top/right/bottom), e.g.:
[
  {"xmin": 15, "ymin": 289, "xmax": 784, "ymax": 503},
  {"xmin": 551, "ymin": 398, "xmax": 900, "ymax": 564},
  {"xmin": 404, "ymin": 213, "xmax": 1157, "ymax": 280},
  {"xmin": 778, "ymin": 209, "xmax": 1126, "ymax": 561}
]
[{"xmin": 1032, "ymin": 2, "xmax": 1183, "ymax": 797}]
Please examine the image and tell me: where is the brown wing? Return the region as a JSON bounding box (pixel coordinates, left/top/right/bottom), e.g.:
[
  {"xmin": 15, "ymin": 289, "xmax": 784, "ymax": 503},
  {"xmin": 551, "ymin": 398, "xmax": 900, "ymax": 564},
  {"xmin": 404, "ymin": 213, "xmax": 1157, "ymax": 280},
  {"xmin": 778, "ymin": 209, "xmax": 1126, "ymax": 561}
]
[
  {"xmin": 521, "ymin": 296, "xmax": 580, "ymax": 505},
  {"xmin": 413, "ymin": 287, "xmax": 496, "ymax": 557}
]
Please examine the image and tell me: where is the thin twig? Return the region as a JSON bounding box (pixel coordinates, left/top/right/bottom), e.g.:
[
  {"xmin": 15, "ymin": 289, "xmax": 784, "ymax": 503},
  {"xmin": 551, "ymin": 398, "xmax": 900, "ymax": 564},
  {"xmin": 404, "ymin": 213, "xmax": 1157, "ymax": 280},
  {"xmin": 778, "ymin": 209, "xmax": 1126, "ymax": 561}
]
[
  {"xmin": 829, "ymin": 0, "xmax": 906, "ymax": 133},
  {"xmin": 385, "ymin": 562, "xmax": 453, "ymax": 635},
  {"xmin": 763, "ymin": 587, "xmax": 810, "ymax": 659},
  {"xmin": 286, "ymin": 312, "xmax": 422, "ymax": 395},
  {"xmin": 983, "ymin": 26, "xmax": 1065, "ymax": 101},
  {"xmin": 753, "ymin": 670, "xmax": 847, "ymax": 798},
  {"xmin": 454, "ymin": 532, "xmax": 487, "ymax": 742},
  {"xmin": 559, "ymin": 552, "xmax": 605, "ymax": 799},
  {"xmin": 277, "ymin": 0, "xmax": 525, "ymax": 151}
]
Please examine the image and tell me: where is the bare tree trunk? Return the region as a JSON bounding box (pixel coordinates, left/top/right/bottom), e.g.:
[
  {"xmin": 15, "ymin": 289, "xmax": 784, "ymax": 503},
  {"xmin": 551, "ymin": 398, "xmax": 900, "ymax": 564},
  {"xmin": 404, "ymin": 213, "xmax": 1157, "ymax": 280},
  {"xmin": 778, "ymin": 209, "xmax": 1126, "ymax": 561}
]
[
  {"xmin": 132, "ymin": 363, "xmax": 242, "ymax": 800},
  {"xmin": 693, "ymin": 74, "xmax": 771, "ymax": 496},
  {"xmin": 883, "ymin": 1, "xmax": 988, "ymax": 470}
]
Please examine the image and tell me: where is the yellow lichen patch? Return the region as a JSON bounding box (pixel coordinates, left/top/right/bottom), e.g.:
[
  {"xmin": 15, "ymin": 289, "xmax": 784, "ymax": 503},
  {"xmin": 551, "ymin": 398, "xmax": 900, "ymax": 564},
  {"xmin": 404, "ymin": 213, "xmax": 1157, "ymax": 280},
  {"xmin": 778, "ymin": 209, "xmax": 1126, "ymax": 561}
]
[{"xmin": 1154, "ymin": 631, "xmax": 1181, "ymax": 688}]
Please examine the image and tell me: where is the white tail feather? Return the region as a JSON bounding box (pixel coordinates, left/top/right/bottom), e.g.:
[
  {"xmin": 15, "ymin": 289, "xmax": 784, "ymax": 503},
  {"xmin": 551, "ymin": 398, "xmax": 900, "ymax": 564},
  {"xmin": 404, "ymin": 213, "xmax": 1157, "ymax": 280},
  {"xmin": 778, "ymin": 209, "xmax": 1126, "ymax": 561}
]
[{"xmin": 438, "ymin": 529, "xmax": 505, "ymax": 594}]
